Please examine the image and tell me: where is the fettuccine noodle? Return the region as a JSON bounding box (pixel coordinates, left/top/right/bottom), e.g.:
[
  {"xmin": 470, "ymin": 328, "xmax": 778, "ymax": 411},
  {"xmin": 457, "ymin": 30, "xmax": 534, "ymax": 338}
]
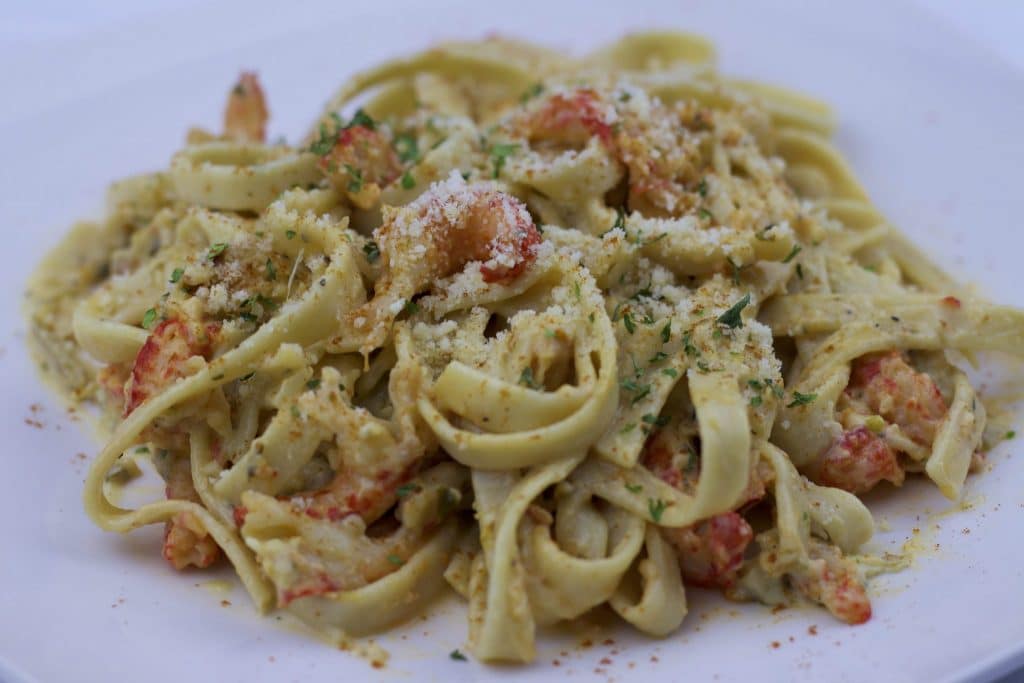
[{"xmin": 25, "ymin": 33, "xmax": 1023, "ymax": 664}]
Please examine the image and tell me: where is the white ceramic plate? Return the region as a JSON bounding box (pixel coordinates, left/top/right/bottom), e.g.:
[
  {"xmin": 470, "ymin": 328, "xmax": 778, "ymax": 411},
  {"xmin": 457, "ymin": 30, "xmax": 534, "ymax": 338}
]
[{"xmin": 2, "ymin": 1, "xmax": 1023, "ymax": 681}]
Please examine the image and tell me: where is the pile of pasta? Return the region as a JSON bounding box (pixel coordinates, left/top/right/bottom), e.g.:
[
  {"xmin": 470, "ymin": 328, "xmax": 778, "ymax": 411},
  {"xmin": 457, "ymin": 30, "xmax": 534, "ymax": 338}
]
[{"xmin": 26, "ymin": 33, "xmax": 1024, "ymax": 663}]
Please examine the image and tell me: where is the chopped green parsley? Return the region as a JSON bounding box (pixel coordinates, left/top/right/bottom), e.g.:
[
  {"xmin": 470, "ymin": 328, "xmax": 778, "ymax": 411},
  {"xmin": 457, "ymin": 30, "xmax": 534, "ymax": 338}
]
[{"xmin": 716, "ymin": 293, "xmax": 750, "ymax": 329}]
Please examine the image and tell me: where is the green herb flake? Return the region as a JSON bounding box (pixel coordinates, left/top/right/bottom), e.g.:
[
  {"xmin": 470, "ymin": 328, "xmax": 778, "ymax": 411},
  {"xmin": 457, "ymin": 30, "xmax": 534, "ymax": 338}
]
[
  {"xmin": 648, "ymin": 498, "xmax": 667, "ymax": 523},
  {"xmin": 620, "ymin": 378, "xmax": 652, "ymax": 405},
  {"xmin": 660, "ymin": 321, "xmax": 671, "ymax": 343},
  {"xmin": 716, "ymin": 293, "xmax": 751, "ymax": 329},
  {"xmin": 347, "ymin": 108, "xmax": 376, "ymax": 130},
  {"xmin": 682, "ymin": 331, "xmax": 698, "ymax": 356},
  {"xmin": 765, "ymin": 379, "xmax": 784, "ymax": 399},
  {"xmin": 787, "ymin": 391, "xmax": 818, "ymax": 408},
  {"xmin": 393, "ymin": 133, "xmax": 419, "ymax": 163},
  {"xmin": 727, "ymin": 256, "xmax": 750, "ymax": 286},
  {"xmin": 290, "ymin": 405, "xmax": 301, "ymax": 418},
  {"xmin": 141, "ymin": 308, "xmax": 158, "ymax": 330},
  {"xmin": 783, "ymin": 244, "xmax": 803, "ymax": 264},
  {"xmin": 169, "ymin": 267, "xmax": 184, "ymax": 284},
  {"xmin": 519, "ymin": 367, "xmax": 538, "ymax": 389},
  {"xmin": 306, "ymin": 379, "xmax": 321, "ymax": 391},
  {"xmin": 450, "ymin": 650, "xmax": 468, "ymax": 662},
  {"xmin": 661, "ymin": 368, "xmax": 679, "ymax": 378},
  {"xmin": 363, "ymin": 241, "xmax": 381, "ymax": 263},
  {"xmin": 387, "ymin": 554, "xmax": 404, "ymax": 566},
  {"xmin": 622, "ymin": 312, "xmax": 636, "ymax": 334},
  {"xmin": 396, "ymin": 483, "xmax": 420, "ymax": 498},
  {"xmin": 630, "ymin": 384, "xmax": 651, "ymax": 405},
  {"xmin": 642, "ymin": 413, "xmax": 669, "ymax": 427},
  {"xmin": 265, "ymin": 258, "xmax": 277, "ymax": 281},
  {"xmin": 796, "ymin": 263, "xmax": 804, "ymax": 280},
  {"xmin": 629, "ymin": 354, "xmax": 644, "ymax": 379},
  {"xmin": 1006, "ymin": 430, "xmax": 1017, "ymax": 440},
  {"xmin": 648, "ymin": 351, "xmax": 669, "ymax": 363},
  {"xmin": 625, "ymin": 483, "xmax": 643, "ymax": 493},
  {"xmin": 403, "ymin": 299, "xmax": 420, "ymax": 315},
  {"xmin": 620, "ymin": 423, "xmax": 637, "ymax": 434},
  {"xmin": 756, "ymin": 224, "xmax": 776, "ymax": 241},
  {"xmin": 613, "ymin": 207, "xmax": 627, "ymax": 231},
  {"xmin": 490, "ymin": 143, "xmax": 519, "ymax": 178},
  {"xmin": 698, "ymin": 208, "xmax": 713, "ymax": 221},
  {"xmin": 308, "ymin": 123, "xmax": 337, "ymax": 156},
  {"xmin": 134, "ymin": 446, "xmax": 150, "ymax": 454},
  {"xmin": 285, "ymin": 229, "xmax": 296, "ymax": 240},
  {"xmin": 401, "ymin": 170, "xmax": 416, "ymax": 189},
  {"xmin": 344, "ymin": 164, "xmax": 364, "ymax": 193},
  {"xmin": 519, "ymin": 82, "xmax": 544, "ymax": 103},
  {"xmin": 632, "ymin": 283, "xmax": 653, "ymax": 300},
  {"xmin": 697, "ymin": 178, "xmax": 708, "ymax": 197},
  {"xmin": 750, "ymin": 395, "xmax": 763, "ymax": 408},
  {"xmin": 206, "ymin": 242, "xmax": 228, "ymax": 260},
  {"xmin": 240, "ymin": 372, "xmax": 256, "ymax": 381}
]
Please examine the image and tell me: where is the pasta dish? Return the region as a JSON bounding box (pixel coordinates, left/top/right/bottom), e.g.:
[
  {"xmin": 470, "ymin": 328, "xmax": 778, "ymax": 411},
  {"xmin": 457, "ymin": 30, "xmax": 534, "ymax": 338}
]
[{"xmin": 25, "ymin": 33, "xmax": 1024, "ymax": 663}]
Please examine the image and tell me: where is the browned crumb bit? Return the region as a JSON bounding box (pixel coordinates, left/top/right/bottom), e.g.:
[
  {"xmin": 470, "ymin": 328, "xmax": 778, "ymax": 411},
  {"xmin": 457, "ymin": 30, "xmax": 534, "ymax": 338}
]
[
  {"xmin": 580, "ymin": 639, "xmax": 593, "ymax": 648},
  {"xmin": 220, "ymin": 600, "xmax": 231, "ymax": 606},
  {"xmin": 552, "ymin": 660, "xmax": 561, "ymax": 667},
  {"xmin": 600, "ymin": 658, "xmax": 612, "ymax": 665},
  {"xmin": 771, "ymin": 641, "xmax": 781, "ymax": 649},
  {"xmin": 602, "ymin": 638, "xmax": 615, "ymax": 645},
  {"xmin": 808, "ymin": 625, "xmax": 818, "ymax": 636},
  {"xmin": 371, "ymin": 660, "xmax": 384, "ymax": 669}
]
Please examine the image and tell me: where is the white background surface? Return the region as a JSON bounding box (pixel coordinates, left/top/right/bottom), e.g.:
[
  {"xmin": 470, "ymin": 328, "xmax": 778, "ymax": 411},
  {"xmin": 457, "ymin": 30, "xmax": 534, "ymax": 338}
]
[{"xmin": 2, "ymin": 2, "xmax": 1024, "ymax": 682}]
